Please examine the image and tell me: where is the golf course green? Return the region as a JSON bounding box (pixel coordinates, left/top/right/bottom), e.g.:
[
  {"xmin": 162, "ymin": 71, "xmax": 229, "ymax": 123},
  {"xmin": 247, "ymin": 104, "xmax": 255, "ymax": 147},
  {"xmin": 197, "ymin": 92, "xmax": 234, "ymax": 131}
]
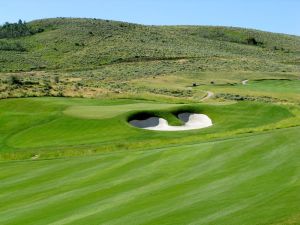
[{"xmin": 0, "ymin": 98, "xmax": 296, "ymax": 157}]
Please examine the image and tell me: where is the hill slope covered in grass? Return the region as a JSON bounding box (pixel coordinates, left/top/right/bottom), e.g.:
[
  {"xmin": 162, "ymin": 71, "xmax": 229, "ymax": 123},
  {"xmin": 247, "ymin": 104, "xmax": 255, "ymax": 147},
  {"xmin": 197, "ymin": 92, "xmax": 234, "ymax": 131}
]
[{"xmin": 0, "ymin": 17, "xmax": 300, "ymax": 72}]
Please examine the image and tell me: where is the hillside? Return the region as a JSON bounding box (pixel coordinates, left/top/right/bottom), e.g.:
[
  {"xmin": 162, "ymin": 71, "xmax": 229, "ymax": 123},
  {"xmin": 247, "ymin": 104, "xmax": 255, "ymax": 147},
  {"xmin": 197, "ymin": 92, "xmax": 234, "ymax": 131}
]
[{"xmin": 0, "ymin": 17, "xmax": 300, "ymax": 73}]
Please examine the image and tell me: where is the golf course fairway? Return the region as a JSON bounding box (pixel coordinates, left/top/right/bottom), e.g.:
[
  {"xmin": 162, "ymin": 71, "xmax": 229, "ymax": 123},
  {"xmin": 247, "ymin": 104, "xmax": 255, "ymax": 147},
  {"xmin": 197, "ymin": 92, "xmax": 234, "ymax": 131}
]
[{"xmin": 0, "ymin": 97, "xmax": 299, "ymax": 225}]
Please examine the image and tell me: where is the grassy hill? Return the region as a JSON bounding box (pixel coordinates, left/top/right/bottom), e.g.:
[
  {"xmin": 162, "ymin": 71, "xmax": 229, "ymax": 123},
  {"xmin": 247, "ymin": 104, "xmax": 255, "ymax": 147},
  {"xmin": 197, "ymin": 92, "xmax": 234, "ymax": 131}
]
[
  {"xmin": 0, "ymin": 17, "xmax": 300, "ymax": 73},
  {"xmin": 0, "ymin": 18, "xmax": 299, "ymax": 101}
]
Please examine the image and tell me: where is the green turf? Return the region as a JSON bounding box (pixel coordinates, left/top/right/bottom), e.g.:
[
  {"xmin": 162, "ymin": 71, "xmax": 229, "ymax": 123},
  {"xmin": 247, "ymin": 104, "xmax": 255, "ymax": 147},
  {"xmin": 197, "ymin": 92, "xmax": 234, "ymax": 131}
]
[
  {"xmin": 0, "ymin": 126, "xmax": 299, "ymax": 225},
  {"xmin": 0, "ymin": 96, "xmax": 299, "ymax": 224},
  {"xmin": 241, "ymin": 79, "xmax": 300, "ymax": 93},
  {"xmin": 63, "ymin": 103, "xmax": 178, "ymax": 119},
  {"xmin": 0, "ymin": 97, "xmax": 295, "ymax": 158}
]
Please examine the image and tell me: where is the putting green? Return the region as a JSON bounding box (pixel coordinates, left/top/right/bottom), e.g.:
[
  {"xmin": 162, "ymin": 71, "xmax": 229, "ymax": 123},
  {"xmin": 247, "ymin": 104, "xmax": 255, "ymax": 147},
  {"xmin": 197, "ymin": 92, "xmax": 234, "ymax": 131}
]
[
  {"xmin": 63, "ymin": 103, "xmax": 179, "ymax": 119},
  {"xmin": 0, "ymin": 98, "xmax": 293, "ymax": 155},
  {"xmin": 240, "ymin": 79, "xmax": 300, "ymax": 94},
  {"xmin": 205, "ymin": 79, "xmax": 300, "ymax": 103}
]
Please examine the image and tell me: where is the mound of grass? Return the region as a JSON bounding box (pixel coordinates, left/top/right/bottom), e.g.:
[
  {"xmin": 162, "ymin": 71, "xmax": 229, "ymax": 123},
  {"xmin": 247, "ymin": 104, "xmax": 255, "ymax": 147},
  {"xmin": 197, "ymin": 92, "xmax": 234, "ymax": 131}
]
[{"xmin": 127, "ymin": 109, "xmax": 185, "ymax": 127}]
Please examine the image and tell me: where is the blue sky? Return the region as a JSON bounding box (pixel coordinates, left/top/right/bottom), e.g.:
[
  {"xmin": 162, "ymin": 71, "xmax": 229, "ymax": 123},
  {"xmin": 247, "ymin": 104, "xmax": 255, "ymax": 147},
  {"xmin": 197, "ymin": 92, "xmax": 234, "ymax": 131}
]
[{"xmin": 0, "ymin": 0, "xmax": 299, "ymax": 35}]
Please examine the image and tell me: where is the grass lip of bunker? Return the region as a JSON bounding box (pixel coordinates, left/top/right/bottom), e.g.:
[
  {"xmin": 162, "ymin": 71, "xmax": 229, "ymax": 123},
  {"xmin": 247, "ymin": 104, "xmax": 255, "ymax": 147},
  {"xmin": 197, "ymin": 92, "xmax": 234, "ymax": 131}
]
[{"xmin": 129, "ymin": 111, "xmax": 213, "ymax": 131}]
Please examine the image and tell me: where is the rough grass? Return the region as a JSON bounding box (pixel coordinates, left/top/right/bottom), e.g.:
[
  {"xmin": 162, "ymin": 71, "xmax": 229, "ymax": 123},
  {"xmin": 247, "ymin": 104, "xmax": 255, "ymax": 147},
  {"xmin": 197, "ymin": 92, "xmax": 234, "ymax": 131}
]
[{"xmin": 0, "ymin": 18, "xmax": 299, "ymax": 73}]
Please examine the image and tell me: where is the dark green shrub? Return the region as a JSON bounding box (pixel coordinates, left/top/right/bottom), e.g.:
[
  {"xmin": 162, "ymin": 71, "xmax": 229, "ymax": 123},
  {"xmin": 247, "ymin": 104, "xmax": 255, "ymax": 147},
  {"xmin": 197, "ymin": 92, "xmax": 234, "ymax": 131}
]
[
  {"xmin": 7, "ymin": 75, "xmax": 22, "ymax": 86},
  {"xmin": 0, "ymin": 20, "xmax": 43, "ymax": 39}
]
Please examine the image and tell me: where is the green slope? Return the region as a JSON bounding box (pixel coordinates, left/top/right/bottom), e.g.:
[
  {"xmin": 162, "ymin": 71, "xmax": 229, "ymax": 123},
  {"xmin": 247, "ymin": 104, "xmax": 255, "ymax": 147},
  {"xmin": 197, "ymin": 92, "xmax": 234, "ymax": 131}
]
[{"xmin": 0, "ymin": 17, "xmax": 300, "ymax": 72}]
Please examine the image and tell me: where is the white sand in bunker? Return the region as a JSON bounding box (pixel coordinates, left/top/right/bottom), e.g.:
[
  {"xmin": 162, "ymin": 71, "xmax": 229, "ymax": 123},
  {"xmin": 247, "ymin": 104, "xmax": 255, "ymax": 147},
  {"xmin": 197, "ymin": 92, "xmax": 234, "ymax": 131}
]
[{"xmin": 130, "ymin": 113, "xmax": 213, "ymax": 131}]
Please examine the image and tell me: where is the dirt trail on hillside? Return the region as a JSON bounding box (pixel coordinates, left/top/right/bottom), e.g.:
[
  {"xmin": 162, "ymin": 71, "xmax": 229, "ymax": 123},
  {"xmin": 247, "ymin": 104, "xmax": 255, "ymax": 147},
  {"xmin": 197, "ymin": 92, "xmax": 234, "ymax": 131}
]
[{"xmin": 201, "ymin": 91, "xmax": 214, "ymax": 101}]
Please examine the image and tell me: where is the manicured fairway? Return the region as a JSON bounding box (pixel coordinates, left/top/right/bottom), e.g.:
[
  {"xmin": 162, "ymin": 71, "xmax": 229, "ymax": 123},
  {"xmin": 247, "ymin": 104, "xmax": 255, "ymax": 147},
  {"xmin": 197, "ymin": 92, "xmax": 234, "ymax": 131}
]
[
  {"xmin": 205, "ymin": 79, "xmax": 300, "ymax": 103},
  {"xmin": 0, "ymin": 97, "xmax": 300, "ymax": 225},
  {"xmin": 0, "ymin": 126, "xmax": 299, "ymax": 225}
]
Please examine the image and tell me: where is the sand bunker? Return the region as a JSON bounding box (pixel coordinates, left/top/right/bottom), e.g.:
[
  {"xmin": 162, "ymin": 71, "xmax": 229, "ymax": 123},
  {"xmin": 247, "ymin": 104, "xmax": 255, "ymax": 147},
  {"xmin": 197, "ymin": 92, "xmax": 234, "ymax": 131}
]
[{"xmin": 129, "ymin": 113, "xmax": 212, "ymax": 131}]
